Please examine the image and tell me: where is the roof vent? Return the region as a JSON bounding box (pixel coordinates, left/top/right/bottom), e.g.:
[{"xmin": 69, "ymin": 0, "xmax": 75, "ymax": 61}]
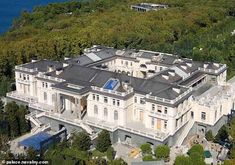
[
  {"xmin": 173, "ymin": 87, "xmax": 180, "ymax": 93},
  {"xmin": 31, "ymin": 57, "xmax": 37, "ymax": 63},
  {"xmin": 168, "ymin": 70, "xmax": 175, "ymax": 76},
  {"xmin": 203, "ymin": 63, "xmax": 208, "ymax": 68},
  {"xmin": 181, "ymin": 65, "xmax": 187, "ymax": 70},
  {"xmin": 47, "ymin": 65, "xmax": 55, "ymax": 72},
  {"xmin": 213, "ymin": 63, "xmax": 219, "ymax": 67},
  {"xmin": 186, "ymin": 62, "xmax": 192, "ymax": 67},
  {"xmin": 64, "ymin": 57, "xmax": 70, "ymax": 60},
  {"xmin": 162, "ymin": 74, "xmax": 169, "ymax": 80},
  {"xmin": 56, "ymin": 68, "xmax": 63, "ymax": 75}
]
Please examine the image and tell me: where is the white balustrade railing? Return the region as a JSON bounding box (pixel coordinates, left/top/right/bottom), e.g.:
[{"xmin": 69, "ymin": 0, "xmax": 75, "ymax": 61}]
[
  {"xmin": 7, "ymin": 91, "xmax": 38, "ymax": 103},
  {"xmin": 37, "ymin": 74, "xmax": 64, "ymax": 82},
  {"xmin": 91, "ymin": 86, "xmax": 133, "ymax": 97},
  {"xmin": 15, "ymin": 66, "xmax": 38, "ymax": 73}
]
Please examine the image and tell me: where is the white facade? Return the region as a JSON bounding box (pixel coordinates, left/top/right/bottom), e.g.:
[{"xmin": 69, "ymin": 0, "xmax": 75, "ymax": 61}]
[{"xmin": 7, "ymin": 46, "xmax": 231, "ymax": 145}]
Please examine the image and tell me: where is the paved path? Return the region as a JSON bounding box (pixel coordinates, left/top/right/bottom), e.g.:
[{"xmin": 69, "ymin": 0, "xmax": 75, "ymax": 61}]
[{"xmin": 9, "ymin": 133, "xmax": 33, "ymax": 155}]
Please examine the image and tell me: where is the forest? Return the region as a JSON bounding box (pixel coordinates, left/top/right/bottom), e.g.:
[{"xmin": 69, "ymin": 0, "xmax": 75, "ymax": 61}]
[{"xmin": 0, "ymin": 0, "xmax": 234, "ymax": 95}]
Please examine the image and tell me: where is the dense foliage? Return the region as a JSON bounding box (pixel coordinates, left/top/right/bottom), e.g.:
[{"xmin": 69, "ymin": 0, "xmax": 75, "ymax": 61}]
[
  {"xmin": 0, "ymin": 101, "xmax": 30, "ymax": 138},
  {"xmin": 175, "ymin": 144, "xmax": 206, "ymax": 165},
  {"xmin": 155, "ymin": 144, "xmax": 170, "ymax": 160},
  {"xmin": 140, "ymin": 143, "xmax": 152, "ymax": 155},
  {"xmin": 72, "ymin": 131, "xmax": 91, "ymax": 151},
  {"xmin": 205, "ymin": 130, "xmax": 214, "ymax": 141},
  {"xmin": 0, "ymin": 0, "xmax": 234, "ymax": 89},
  {"xmin": 96, "ymin": 129, "xmax": 111, "ymax": 152}
]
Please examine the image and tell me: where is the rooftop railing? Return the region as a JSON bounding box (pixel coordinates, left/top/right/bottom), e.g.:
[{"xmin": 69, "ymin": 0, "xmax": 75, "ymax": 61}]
[
  {"xmin": 146, "ymin": 87, "xmax": 193, "ymax": 104},
  {"xmin": 91, "ymin": 86, "xmax": 133, "ymax": 97},
  {"xmin": 198, "ymin": 64, "xmax": 226, "ymax": 74},
  {"xmin": 37, "ymin": 74, "xmax": 64, "ymax": 82},
  {"xmin": 15, "ymin": 66, "xmax": 38, "ymax": 73}
]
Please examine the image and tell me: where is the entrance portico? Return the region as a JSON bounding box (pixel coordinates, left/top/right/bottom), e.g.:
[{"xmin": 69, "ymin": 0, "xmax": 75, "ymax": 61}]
[{"xmin": 53, "ymin": 90, "xmax": 87, "ymax": 120}]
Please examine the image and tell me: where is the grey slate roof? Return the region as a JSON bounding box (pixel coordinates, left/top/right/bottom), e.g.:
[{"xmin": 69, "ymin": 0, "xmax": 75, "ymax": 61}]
[
  {"xmin": 47, "ymin": 64, "xmax": 188, "ymax": 100},
  {"xmin": 19, "ymin": 59, "xmax": 63, "ymax": 73}
]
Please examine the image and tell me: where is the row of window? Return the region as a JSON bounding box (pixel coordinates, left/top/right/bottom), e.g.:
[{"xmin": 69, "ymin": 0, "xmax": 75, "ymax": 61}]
[
  {"xmin": 42, "ymin": 82, "xmax": 48, "ymax": 88},
  {"xmin": 152, "ymin": 104, "xmax": 168, "ymax": 114},
  {"xmin": 92, "ymin": 94, "xmax": 120, "ymax": 106},
  {"xmin": 121, "ymin": 60, "xmax": 133, "ymax": 67},
  {"xmin": 134, "ymin": 97, "xmax": 145, "ymax": 104},
  {"xmin": 151, "ymin": 118, "xmax": 167, "ymax": 129},
  {"xmin": 94, "ymin": 105, "xmax": 118, "ymax": 120},
  {"xmin": 19, "ymin": 73, "xmax": 29, "ymax": 80}
]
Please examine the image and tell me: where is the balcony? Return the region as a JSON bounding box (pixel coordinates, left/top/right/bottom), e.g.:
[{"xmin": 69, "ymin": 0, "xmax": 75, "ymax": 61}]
[
  {"xmin": 7, "ymin": 91, "xmax": 38, "ymax": 103},
  {"xmin": 84, "ymin": 116, "xmax": 169, "ymax": 141}
]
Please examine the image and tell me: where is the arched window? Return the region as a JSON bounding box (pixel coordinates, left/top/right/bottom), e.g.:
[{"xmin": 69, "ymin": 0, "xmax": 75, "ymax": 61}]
[
  {"xmin": 104, "ymin": 108, "xmax": 108, "ymax": 117},
  {"xmin": 44, "ymin": 92, "xmax": 47, "ymax": 101},
  {"xmin": 114, "ymin": 110, "xmax": 118, "ymax": 120},
  {"xmin": 94, "ymin": 105, "xmax": 98, "ymax": 114}
]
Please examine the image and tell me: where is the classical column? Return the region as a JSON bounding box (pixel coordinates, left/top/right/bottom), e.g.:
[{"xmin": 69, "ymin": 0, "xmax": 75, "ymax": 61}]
[
  {"xmin": 75, "ymin": 97, "xmax": 81, "ymax": 120},
  {"xmin": 54, "ymin": 93, "xmax": 61, "ymax": 113}
]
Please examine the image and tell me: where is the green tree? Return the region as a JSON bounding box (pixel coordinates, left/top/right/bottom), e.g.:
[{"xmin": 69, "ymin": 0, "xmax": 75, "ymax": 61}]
[
  {"xmin": 205, "ymin": 130, "xmax": 214, "ymax": 141},
  {"xmin": 26, "ymin": 147, "xmax": 37, "ymax": 160},
  {"xmin": 0, "ymin": 99, "xmax": 4, "ymax": 111},
  {"xmin": 214, "ymin": 125, "xmax": 229, "ymax": 143},
  {"xmin": 73, "ymin": 131, "xmax": 91, "ymax": 151},
  {"xmin": 142, "ymin": 154, "xmax": 154, "ymax": 161},
  {"xmin": 190, "ymin": 152, "xmax": 206, "ymax": 165},
  {"xmin": 17, "ymin": 105, "xmax": 29, "ymax": 134},
  {"xmin": 5, "ymin": 102, "xmax": 20, "ymax": 137},
  {"xmin": 140, "ymin": 143, "xmax": 152, "ymax": 155},
  {"xmin": 155, "ymin": 145, "xmax": 170, "ymax": 160},
  {"xmin": 174, "ymin": 155, "xmax": 192, "ymax": 165},
  {"xmin": 96, "ymin": 130, "xmax": 111, "ymax": 152},
  {"xmin": 188, "ymin": 144, "xmax": 204, "ymax": 156}
]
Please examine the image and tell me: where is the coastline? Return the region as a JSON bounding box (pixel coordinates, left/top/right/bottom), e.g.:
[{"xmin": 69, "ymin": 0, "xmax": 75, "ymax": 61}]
[{"xmin": 0, "ymin": 0, "xmax": 67, "ymax": 34}]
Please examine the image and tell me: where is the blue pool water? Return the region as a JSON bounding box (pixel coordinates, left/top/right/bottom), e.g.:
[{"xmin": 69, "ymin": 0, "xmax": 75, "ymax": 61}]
[
  {"xmin": 0, "ymin": 0, "xmax": 68, "ymax": 34},
  {"xmin": 104, "ymin": 79, "xmax": 119, "ymax": 90}
]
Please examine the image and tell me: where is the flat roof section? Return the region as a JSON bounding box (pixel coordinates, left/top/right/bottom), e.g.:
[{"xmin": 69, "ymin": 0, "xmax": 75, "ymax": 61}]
[{"xmin": 19, "ymin": 132, "xmax": 52, "ymax": 151}]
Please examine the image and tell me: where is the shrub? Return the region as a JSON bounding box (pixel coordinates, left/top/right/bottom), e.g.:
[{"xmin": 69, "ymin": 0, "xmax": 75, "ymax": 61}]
[
  {"xmin": 188, "ymin": 144, "xmax": 204, "ymax": 156},
  {"xmin": 73, "ymin": 131, "xmax": 91, "ymax": 151},
  {"xmin": 142, "ymin": 154, "xmax": 154, "ymax": 161},
  {"xmin": 140, "ymin": 143, "xmax": 152, "ymax": 155},
  {"xmin": 174, "ymin": 155, "xmax": 192, "ymax": 165},
  {"xmin": 96, "ymin": 130, "xmax": 111, "ymax": 152},
  {"xmin": 155, "ymin": 145, "xmax": 170, "ymax": 160}
]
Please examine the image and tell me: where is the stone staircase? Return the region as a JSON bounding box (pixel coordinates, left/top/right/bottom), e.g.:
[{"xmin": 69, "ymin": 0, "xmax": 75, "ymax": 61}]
[
  {"xmin": 26, "ymin": 112, "xmax": 51, "ymax": 134},
  {"xmin": 175, "ymin": 119, "xmax": 194, "ymax": 146}
]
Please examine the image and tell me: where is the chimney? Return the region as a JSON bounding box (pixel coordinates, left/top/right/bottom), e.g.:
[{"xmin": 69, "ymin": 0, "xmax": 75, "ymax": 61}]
[
  {"xmin": 47, "ymin": 65, "xmax": 55, "ymax": 72},
  {"xmin": 56, "ymin": 68, "xmax": 63, "ymax": 75}
]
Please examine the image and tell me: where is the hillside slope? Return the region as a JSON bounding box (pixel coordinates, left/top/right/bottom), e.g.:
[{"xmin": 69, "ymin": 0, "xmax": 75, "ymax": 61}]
[{"xmin": 0, "ymin": 0, "xmax": 234, "ymax": 78}]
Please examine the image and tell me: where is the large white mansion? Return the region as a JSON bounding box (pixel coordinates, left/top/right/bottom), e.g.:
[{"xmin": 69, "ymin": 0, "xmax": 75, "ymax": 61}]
[{"xmin": 7, "ymin": 45, "xmax": 235, "ymax": 147}]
